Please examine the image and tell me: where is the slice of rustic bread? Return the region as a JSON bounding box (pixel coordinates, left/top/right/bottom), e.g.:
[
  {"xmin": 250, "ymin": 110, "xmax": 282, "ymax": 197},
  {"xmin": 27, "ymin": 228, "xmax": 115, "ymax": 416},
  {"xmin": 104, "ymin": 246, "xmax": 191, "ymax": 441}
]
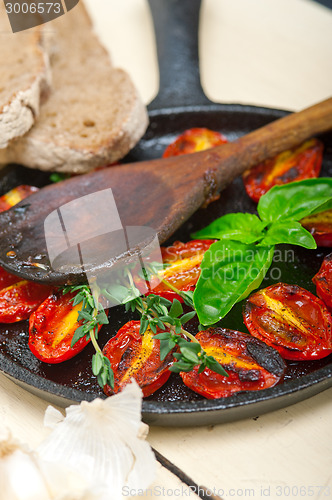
[
  {"xmin": 0, "ymin": 2, "xmax": 148, "ymax": 173},
  {"xmin": 0, "ymin": 5, "xmax": 51, "ymax": 149}
]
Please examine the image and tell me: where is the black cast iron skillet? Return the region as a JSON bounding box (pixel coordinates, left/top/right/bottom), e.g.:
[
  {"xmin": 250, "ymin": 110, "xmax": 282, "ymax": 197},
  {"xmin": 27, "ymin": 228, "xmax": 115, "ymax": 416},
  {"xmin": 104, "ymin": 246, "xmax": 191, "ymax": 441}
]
[{"xmin": 0, "ymin": 0, "xmax": 331, "ymax": 426}]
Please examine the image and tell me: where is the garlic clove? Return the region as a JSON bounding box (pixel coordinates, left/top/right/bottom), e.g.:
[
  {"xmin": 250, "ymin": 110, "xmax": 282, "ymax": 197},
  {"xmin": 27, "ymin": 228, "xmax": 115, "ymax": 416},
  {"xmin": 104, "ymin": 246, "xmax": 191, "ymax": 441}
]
[
  {"xmin": 38, "ymin": 381, "xmax": 157, "ymax": 497},
  {"xmin": 0, "ymin": 430, "xmax": 61, "ymax": 500},
  {"xmin": 0, "ymin": 429, "xmax": 106, "ymax": 500}
]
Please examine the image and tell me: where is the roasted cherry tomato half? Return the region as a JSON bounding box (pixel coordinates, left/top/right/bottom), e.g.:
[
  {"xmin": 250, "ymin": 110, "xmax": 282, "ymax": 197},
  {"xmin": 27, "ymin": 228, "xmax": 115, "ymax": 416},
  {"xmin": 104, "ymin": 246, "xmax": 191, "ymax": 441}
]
[
  {"xmin": 0, "ymin": 266, "xmax": 24, "ymax": 290},
  {"xmin": 313, "ymin": 253, "xmax": 332, "ymax": 311},
  {"xmin": 0, "ymin": 280, "xmax": 52, "ymax": 323},
  {"xmin": 163, "ymin": 128, "xmax": 228, "ymax": 158},
  {"xmin": 103, "ymin": 320, "xmax": 174, "ymax": 397},
  {"xmin": 141, "ymin": 239, "xmax": 216, "ymax": 302},
  {"xmin": 0, "ymin": 184, "xmax": 51, "ymax": 323},
  {"xmin": 29, "ymin": 291, "xmax": 98, "ymax": 363},
  {"xmin": 0, "ymin": 185, "xmax": 38, "ymax": 212},
  {"xmin": 0, "ymin": 184, "xmax": 41, "ymax": 291},
  {"xmin": 244, "ymin": 283, "xmax": 332, "ymax": 360},
  {"xmin": 242, "ymin": 138, "xmax": 323, "ymax": 202},
  {"xmin": 301, "ymin": 208, "xmax": 332, "ymax": 247},
  {"xmin": 180, "ymin": 328, "xmax": 285, "ymax": 399}
]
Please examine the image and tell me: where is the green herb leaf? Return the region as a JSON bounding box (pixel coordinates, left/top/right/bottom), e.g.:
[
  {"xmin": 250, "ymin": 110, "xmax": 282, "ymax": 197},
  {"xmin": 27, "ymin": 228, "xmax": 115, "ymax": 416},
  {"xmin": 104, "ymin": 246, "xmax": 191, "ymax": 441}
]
[
  {"xmin": 72, "ymin": 293, "xmax": 84, "ymax": 306},
  {"xmin": 197, "ymin": 364, "xmax": 206, "ymax": 374},
  {"xmin": 159, "ymin": 339, "xmax": 174, "ymax": 360},
  {"xmin": 96, "ymin": 309, "xmax": 109, "ymax": 325},
  {"xmin": 192, "ymin": 213, "xmax": 266, "ymax": 244},
  {"xmin": 104, "ymin": 284, "xmax": 130, "ymax": 305},
  {"xmin": 257, "ymin": 178, "xmax": 332, "ymax": 224},
  {"xmin": 104, "ymin": 357, "xmax": 114, "ymax": 388},
  {"xmin": 206, "ymin": 356, "xmax": 228, "ymax": 377},
  {"xmin": 180, "ymin": 346, "xmax": 200, "ymax": 364},
  {"xmin": 169, "ymin": 361, "xmax": 194, "ymax": 373},
  {"xmin": 139, "ymin": 318, "xmax": 149, "ymax": 335},
  {"xmin": 92, "ymin": 352, "xmax": 103, "ymax": 376},
  {"xmin": 169, "ymin": 299, "xmax": 183, "ymax": 318},
  {"xmin": 193, "ymin": 240, "xmax": 274, "ymax": 325},
  {"xmin": 77, "ymin": 310, "xmax": 94, "ymax": 322},
  {"xmin": 180, "ymin": 311, "xmax": 196, "ymax": 324},
  {"xmin": 154, "ymin": 332, "xmax": 172, "ymax": 341},
  {"xmin": 150, "ymin": 322, "xmax": 157, "ymax": 334},
  {"xmin": 304, "ymin": 198, "xmax": 332, "ymax": 217},
  {"xmin": 71, "ymin": 325, "xmax": 86, "ymax": 347},
  {"xmin": 49, "ymin": 172, "xmax": 69, "ymax": 183},
  {"xmin": 180, "ymin": 290, "xmax": 195, "ymax": 308},
  {"xmin": 259, "ymin": 220, "xmax": 317, "ymax": 249}
]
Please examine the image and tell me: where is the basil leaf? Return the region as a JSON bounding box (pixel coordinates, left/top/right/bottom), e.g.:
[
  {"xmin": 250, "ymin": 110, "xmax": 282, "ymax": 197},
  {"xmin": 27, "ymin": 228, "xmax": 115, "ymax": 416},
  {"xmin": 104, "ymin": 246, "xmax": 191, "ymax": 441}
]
[
  {"xmin": 304, "ymin": 198, "xmax": 332, "ymax": 217},
  {"xmin": 193, "ymin": 240, "xmax": 274, "ymax": 325},
  {"xmin": 259, "ymin": 220, "xmax": 317, "ymax": 249},
  {"xmin": 192, "ymin": 213, "xmax": 266, "ymax": 244},
  {"xmin": 257, "ymin": 178, "xmax": 332, "ymax": 223}
]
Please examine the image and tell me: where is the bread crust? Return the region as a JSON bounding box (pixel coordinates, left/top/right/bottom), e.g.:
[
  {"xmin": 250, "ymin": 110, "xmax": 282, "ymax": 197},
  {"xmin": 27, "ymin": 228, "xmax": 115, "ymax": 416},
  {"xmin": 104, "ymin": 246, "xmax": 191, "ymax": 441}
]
[
  {"xmin": 0, "ymin": 18, "xmax": 52, "ymax": 149},
  {"xmin": 0, "ymin": 1, "xmax": 148, "ymax": 172}
]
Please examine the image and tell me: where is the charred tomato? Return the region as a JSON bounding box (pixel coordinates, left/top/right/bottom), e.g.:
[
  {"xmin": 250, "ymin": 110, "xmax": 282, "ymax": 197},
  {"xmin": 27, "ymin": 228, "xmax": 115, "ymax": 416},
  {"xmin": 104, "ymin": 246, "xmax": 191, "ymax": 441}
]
[
  {"xmin": 0, "ymin": 184, "xmax": 49, "ymax": 322},
  {"xmin": 180, "ymin": 328, "xmax": 285, "ymax": 399},
  {"xmin": 244, "ymin": 283, "xmax": 332, "ymax": 360},
  {"xmin": 0, "ymin": 185, "xmax": 38, "ymax": 212},
  {"xmin": 0, "ymin": 280, "xmax": 52, "ymax": 323},
  {"xmin": 163, "ymin": 128, "xmax": 228, "ymax": 158},
  {"xmin": 144, "ymin": 239, "xmax": 216, "ymax": 302},
  {"xmin": 103, "ymin": 320, "xmax": 174, "ymax": 397},
  {"xmin": 29, "ymin": 291, "xmax": 94, "ymax": 363},
  {"xmin": 0, "ymin": 266, "xmax": 24, "ymax": 290},
  {"xmin": 313, "ymin": 253, "xmax": 332, "ymax": 311},
  {"xmin": 301, "ymin": 208, "xmax": 332, "ymax": 247},
  {"xmin": 242, "ymin": 138, "xmax": 323, "ymax": 202}
]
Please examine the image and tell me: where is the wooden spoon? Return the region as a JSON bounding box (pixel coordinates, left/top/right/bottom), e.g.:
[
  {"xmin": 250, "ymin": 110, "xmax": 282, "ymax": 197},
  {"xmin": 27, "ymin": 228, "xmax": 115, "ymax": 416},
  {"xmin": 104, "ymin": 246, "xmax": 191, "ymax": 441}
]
[{"xmin": 0, "ymin": 97, "xmax": 331, "ymax": 285}]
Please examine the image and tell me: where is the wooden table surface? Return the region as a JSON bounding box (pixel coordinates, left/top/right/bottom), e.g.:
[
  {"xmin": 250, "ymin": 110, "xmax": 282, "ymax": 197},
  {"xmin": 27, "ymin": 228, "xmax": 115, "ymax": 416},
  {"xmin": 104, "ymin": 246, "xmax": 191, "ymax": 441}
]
[{"xmin": 1, "ymin": 1, "xmax": 332, "ymax": 498}]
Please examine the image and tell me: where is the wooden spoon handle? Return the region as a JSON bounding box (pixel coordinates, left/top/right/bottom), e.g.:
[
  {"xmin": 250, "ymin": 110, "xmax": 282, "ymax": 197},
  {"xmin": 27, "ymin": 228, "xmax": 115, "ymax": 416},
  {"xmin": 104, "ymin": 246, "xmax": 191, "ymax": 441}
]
[{"xmin": 211, "ymin": 97, "xmax": 332, "ymax": 191}]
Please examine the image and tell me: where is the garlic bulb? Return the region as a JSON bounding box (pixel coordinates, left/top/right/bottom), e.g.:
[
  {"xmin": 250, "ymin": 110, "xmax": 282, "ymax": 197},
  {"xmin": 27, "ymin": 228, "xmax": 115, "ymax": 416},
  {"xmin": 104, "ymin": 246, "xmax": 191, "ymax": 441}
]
[
  {"xmin": 38, "ymin": 381, "xmax": 157, "ymax": 498},
  {"xmin": 0, "ymin": 429, "xmax": 67, "ymax": 500}
]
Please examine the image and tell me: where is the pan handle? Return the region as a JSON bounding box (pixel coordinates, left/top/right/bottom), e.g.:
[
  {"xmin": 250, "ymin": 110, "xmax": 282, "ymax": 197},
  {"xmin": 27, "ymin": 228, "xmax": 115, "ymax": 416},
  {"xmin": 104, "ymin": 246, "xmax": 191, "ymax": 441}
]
[{"xmin": 147, "ymin": 0, "xmax": 211, "ymax": 111}]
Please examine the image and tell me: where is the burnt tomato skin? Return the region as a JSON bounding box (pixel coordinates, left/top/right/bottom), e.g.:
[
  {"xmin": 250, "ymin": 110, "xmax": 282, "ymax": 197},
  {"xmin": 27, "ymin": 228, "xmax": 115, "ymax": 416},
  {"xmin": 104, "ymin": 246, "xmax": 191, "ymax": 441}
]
[
  {"xmin": 244, "ymin": 283, "xmax": 332, "ymax": 360},
  {"xmin": 180, "ymin": 328, "xmax": 285, "ymax": 399},
  {"xmin": 162, "ymin": 128, "xmax": 228, "ymax": 158},
  {"xmin": 242, "ymin": 138, "xmax": 323, "ymax": 202},
  {"xmin": 103, "ymin": 320, "xmax": 174, "ymax": 397},
  {"xmin": 29, "ymin": 291, "xmax": 92, "ymax": 363},
  {"xmin": 313, "ymin": 253, "xmax": 332, "ymax": 311},
  {"xmin": 145, "ymin": 239, "xmax": 216, "ymax": 302}
]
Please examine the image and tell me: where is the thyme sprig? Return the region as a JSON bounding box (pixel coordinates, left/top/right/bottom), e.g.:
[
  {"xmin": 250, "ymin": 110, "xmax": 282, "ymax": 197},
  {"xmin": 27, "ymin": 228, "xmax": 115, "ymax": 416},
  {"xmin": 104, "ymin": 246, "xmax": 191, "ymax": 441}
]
[
  {"xmin": 64, "ymin": 265, "xmax": 228, "ymax": 390},
  {"xmin": 132, "ymin": 294, "xmax": 227, "ymax": 377},
  {"xmin": 63, "ymin": 284, "xmax": 114, "ymax": 388}
]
